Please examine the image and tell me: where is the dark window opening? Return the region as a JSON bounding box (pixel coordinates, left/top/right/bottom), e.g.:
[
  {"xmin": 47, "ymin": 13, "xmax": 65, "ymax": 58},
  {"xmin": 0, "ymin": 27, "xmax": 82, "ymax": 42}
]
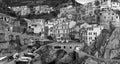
[
  {"xmin": 63, "ymin": 46, "xmax": 66, "ymax": 48},
  {"xmin": 54, "ymin": 46, "xmax": 61, "ymax": 49},
  {"xmin": 116, "ymin": 16, "xmax": 118, "ymax": 18},
  {"xmin": 70, "ymin": 46, "xmax": 72, "ymax": 49}
]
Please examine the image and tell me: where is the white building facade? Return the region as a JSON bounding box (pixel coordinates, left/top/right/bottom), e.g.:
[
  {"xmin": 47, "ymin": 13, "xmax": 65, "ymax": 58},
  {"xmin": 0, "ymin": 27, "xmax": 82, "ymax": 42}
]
[
  {"xmin": 87, "ymin": 25, "xmax": 104, "ymax": 46},
  {"xmin": 53, "ymin": 18, "xmax": 71, "ymax": 43},
  {"xmin": 80, "ymin": 23, "xmax": 104, "ymax": 46},
  {"xmin": 45, "ymin": 20, "xmax": 54, "ymax": 36}
]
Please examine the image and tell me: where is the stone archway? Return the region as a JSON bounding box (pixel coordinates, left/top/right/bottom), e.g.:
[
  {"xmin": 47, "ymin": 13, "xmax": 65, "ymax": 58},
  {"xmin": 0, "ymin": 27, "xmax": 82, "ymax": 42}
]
[{"xmin": 55, "ymin": 49, "xmax": 67, "ymax": 59}]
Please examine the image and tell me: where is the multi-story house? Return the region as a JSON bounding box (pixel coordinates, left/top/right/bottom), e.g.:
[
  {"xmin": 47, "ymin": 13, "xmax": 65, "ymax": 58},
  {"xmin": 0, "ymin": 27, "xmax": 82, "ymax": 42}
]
[
  {"xmin": 45, "ymin": 20, "xmax": 54, "ymax": 36},
  {"xmin": 45, "ymin": 20, "xmax": 54, "ymax": 29},
  {"xmin": 53, "ymin": 18, "xmax": 71, "ymax": 43},
  {"xmin": 100, "ymin": 0, "xmax": 120, "ymax": 10},
  {"xmin": 86, "ymin": 25, "xmax": 104, "ymax": 46},
  {"xmin": 100, "ymin": 9, "xmax": 120, "ymax": 28},
  {"xmin": 27, "ymin": 19, "xmax": 45, "ymax": 39},
  {"xmin": 80, "ymin": 23, "xmax": 104, "ymax": 46},
  {"xmin": 49, "ymin": 27, "xmax": 54, "ymax": 37}
]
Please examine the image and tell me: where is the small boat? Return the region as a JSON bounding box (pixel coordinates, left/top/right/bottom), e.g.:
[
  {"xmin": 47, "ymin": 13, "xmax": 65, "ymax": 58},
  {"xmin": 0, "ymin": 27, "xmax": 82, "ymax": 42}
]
[
  {"xmin": 0, "ymin": 56, "xmax": 8, "ymax": 62},
  {"xmin": 0, "ymin": 56, "xmax": 7, "ymax": 61}
]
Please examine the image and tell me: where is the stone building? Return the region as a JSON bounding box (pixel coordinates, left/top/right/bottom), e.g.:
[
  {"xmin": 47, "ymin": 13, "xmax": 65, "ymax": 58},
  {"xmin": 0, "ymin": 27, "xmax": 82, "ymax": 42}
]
[
  {"xmin": 100, "ymin": 9, "xmax": 120, "ymax": 29},
  {"xmin": 53, "ymin": 18, "xmax": 71, "ymax": 43}
]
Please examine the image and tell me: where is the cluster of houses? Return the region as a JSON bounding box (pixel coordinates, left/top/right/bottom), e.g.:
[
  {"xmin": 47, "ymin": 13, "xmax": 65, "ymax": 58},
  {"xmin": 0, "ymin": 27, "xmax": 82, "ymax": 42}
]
[
  {"xmin": 9, "ymin": 5, "xmax": 54, "ymax": 16},
  {"xmin": 0, "ymin": 0, "xmax": 120, "ymax": 46}
]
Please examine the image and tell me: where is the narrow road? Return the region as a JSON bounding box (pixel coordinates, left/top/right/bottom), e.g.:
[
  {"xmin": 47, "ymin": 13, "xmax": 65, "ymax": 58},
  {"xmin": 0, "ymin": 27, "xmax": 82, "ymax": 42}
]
[{"xmin": 75, "ymin": 50, "xmax": 120, "ymax": 62}]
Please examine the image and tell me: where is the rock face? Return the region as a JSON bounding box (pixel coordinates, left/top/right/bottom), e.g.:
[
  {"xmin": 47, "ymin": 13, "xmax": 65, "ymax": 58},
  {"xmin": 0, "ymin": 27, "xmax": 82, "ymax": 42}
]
[
  {"xmin": 104, "ymin": 28, "xmax": 120, "ymax": 59},
  {"xmin": 85, "ymin": 58, "xmax": 98, "ymax": 64}
]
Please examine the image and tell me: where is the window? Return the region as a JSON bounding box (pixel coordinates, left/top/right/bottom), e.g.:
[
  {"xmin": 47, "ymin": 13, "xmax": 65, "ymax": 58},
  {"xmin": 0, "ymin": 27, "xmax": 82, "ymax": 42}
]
[
  {"xmin": 58, "ymin": 30, "xmax": 60, "ymax": 33},
  {"xmin": 89, "ymin": 32, "xmax": 91, "ymax": 35},
  {"xmin": 70, "ymin": 47, "xmax": 72, "ymax": 49},
  {"xmin": 95, "ymin": 37, "xmax": 97, "ymax": 40},
  {"xmin": 61, "ymin": 37, "xmax": 64, "ymax": 40},
  {"xmin": 89, "ymin": 37, "xmax": 92, "ymax": 40},
  {"xmin": 62, "ymin": 26, "xmax": 63, "ymax": 29},
  {"xmin": 89, "ymin": 32, "xmax": 92, "ymax": 35},
  {"xmin": 94, "ymin": 32, "xmax": 97, "ymax": 35},
  {"xmin": 63, "ymin": 46, "xmax": 66, "ymax": 48},
  {"xmin": 116, "ymin": 16, "xmax": 118, "ymax": 18},
  {"xmin": 4, "ymin": 17, "xmax": 7, "ymax": 21},
  {"xmin": 100, "ymin": 13, "xmax": 102, "ymax": 15},
  {"xmin": 63, "ymin": 34, "xmax": 65, "ymax": 37},
  {"xmin": 88, "ymin": 28, "xmax": 93, "ymax": 30},
  {"xmin": 89, "ymin": 42, "xmax": 92, "ymax": 45},
  {"xmin": 58, "ymin": 38, "xmax": 61, "ymax": 40},
  {"xmin": 54, "ymin": 46, "xmax": 61, "ymax": 49},
  {"xmin": 112, "ymin": 13, "xmax": 114, "ymax": 15},
  {"xmin": 50, "ymin": 30, "xmax": 52, "ymax": 32}
]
